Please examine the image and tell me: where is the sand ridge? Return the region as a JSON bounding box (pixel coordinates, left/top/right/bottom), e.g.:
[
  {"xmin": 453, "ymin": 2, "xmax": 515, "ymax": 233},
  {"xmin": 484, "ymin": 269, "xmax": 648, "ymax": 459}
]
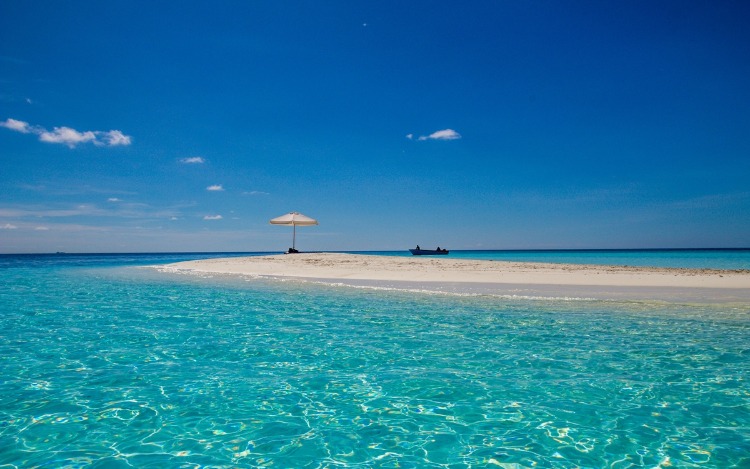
[{"xmin": 160, "ymin": 253, "xmax": 750, "ymax": 289}]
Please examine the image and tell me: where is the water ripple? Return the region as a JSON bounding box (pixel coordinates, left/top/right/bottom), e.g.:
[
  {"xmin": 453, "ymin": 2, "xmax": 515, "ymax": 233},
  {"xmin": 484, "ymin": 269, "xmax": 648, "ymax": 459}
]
[{"xmin": 1, "ymin": 265, "xmax": 749, "ymax": 467}]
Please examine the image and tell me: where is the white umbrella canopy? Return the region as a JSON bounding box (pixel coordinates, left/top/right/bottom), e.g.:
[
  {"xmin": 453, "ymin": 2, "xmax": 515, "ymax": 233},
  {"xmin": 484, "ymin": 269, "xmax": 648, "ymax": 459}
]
[{"xmin": 269, "ymin": 211, "xmax": 319, "ymax": 252}]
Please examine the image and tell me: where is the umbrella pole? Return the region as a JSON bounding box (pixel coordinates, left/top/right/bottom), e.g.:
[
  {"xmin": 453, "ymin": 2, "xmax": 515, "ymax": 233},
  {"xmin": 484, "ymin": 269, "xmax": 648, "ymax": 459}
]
[{"xmin": 292, "ymin": 224, "xmax": 296, "ymax": 250}]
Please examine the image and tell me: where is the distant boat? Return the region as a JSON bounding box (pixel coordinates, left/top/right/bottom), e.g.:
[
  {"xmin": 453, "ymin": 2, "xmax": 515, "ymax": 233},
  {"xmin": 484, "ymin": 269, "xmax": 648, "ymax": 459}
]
[{"xmin": 409, "ymin": 248, "xmax": 449, "ymax": 255}]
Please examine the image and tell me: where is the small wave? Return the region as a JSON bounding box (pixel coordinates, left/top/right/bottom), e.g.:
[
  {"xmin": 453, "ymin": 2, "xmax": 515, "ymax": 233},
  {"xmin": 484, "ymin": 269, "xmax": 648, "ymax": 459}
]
[{"xmin": 253, "ymin": 276, "xmax": 604, "ymax": 302}]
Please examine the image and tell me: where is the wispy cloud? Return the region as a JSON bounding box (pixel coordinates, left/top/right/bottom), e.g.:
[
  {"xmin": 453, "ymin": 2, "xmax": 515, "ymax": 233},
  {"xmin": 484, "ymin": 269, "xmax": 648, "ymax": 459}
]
[
  {"xmin": 101, "ymin": 130, "xmax": 130, "ymax": 146},
  {"xmin": 0, "ymin": 201, "xmax": 182, "ymax": 221},
  {"xmin": 16, "ymin": 182, "xmax": 137, "ymax": 197},
  {"xmin": 407, "ymin": 128, "xmax": 462, "ymax": 141},
  {"xmin": 180, "ymin": 156, "xmax": 205, "ymax": 164},
  {"xmin": 204, "ymin": 214, "xmax": 223, "ymax": 220},
  {"xmin": 1, "ymin": 223, "xmax": 18, "ymax": 230},
  {"xmin": 206, "ymin": 184, "xmax": 224, "ymax": 191},
  {"xmin": 0, "ymin": 207, "xmax": 97, "ymax": 218},
  {"xmin": 243, "ymin": 190, "xmax": 270, "ymax": 196},
  {"xmin": 1, "ymin": 118, "xmax": 31, "ymax": 133},
  {"xmin": 1, "ymin": 118, "xmax": 132, "ymax": 148}
]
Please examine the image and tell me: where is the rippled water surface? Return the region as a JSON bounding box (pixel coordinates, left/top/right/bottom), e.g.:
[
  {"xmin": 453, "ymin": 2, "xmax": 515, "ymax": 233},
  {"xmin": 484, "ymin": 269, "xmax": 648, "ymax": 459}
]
[{"xmin": 1, "ymin": 255, "xmax": 749, "ymax": 467}]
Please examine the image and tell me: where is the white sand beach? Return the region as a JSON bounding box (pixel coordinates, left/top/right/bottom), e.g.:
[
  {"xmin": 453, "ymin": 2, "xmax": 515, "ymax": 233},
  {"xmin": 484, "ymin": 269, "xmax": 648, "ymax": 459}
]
[{"xmin": 161, "ymin": 253, "xmax": 750, "ymax": 302}]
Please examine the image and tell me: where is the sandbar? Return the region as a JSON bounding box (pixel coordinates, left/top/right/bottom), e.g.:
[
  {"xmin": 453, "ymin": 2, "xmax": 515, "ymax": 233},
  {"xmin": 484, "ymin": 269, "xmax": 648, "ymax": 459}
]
[{"xmin": 159, "ymin": 253, "xmax": 750, "ymax": 302}]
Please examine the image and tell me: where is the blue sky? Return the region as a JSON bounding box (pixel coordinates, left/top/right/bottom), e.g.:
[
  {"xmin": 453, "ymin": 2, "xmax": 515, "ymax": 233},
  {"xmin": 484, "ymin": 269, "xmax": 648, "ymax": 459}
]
[{"xmin": 2, "ymin": 1, "xmax": 749, "ymax": 253}]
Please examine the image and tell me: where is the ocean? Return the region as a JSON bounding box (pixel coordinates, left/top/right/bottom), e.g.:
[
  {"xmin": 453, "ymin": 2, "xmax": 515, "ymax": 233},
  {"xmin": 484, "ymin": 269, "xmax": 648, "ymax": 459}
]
[
  {"xmin": 355, "ymin": 248, "xmax": 750, "ymax": 270},
  {"xmin": 1, "ymin": 250, "xmax": 749, "ymax": 467}
]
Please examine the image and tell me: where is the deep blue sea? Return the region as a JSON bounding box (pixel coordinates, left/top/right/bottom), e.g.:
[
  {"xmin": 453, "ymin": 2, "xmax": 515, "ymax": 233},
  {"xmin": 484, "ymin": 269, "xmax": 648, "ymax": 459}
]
[{"xmin": 1, "ymin": 250, "xmax": 749, "ymax": 467}]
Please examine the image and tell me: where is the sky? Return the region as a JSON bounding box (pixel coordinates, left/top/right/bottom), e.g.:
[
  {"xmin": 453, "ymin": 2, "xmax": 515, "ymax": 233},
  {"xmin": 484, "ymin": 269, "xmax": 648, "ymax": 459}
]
[{"xmin": 2, "ymin": 1, "xmax": 749, "ymax": 253}]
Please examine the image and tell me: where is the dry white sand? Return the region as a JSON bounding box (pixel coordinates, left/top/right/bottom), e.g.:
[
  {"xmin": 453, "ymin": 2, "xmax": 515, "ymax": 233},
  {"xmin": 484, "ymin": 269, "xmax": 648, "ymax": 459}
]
[{"xmin": 160, "ymin": 253, "xmax": 750, "ymax": 301}]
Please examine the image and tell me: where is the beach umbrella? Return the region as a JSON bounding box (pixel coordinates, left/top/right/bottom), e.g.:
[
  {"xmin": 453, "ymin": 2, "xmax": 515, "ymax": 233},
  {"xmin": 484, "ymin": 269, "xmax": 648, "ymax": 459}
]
[{"xmin": 269, "ymin": 211, "xmax": 318, "ymax": 251}]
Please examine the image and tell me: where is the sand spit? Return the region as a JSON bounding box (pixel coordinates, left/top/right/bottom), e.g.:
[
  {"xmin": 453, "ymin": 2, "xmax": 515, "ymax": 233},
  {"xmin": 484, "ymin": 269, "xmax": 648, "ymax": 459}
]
[{"xmin": 160, "ymin": 253, "xmax": 750, "ymax": 290}]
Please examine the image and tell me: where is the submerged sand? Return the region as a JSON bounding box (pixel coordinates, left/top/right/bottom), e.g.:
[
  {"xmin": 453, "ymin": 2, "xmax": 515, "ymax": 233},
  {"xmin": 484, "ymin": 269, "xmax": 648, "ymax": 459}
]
[{"xmin": 160, "ymin": 253, "xmax": 750, "ymax": 302}]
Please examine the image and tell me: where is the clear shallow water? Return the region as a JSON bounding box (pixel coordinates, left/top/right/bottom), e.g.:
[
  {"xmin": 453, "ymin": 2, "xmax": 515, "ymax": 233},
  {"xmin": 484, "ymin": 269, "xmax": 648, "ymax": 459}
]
[{"xmin": 1, "ymin": 254, "xmax": 749, "ymax": 468}]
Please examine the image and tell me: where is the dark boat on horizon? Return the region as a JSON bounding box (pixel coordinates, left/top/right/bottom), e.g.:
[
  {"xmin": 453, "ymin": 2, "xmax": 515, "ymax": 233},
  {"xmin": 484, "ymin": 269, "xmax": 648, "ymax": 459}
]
[{"xmin": 409, "ymin": 248, "xmax": 449, "ymax": 255}]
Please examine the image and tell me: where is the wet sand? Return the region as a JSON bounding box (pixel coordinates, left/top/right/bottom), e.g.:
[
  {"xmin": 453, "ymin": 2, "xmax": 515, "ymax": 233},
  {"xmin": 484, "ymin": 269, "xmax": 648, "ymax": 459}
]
[{"xmin": 159, "ymin": 253, "xmax": 750, "ymax": 302}]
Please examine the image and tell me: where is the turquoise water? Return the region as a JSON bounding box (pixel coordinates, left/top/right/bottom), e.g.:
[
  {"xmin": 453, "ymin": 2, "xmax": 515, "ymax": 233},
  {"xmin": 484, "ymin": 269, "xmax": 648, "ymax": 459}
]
[
  {"xmin": 1, "ymin": 254, "xmax": 749, "ymax": 467},
  {"xmin": 354, "ymin": 249, "xmax": 750, "ymax": 270}
]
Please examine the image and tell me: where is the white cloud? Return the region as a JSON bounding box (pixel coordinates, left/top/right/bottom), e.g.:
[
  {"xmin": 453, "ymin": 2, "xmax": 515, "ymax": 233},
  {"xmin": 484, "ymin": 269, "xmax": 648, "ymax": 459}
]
[
  {"xmin": 180, "ymin": 156, "xmax": 205, "ymax": 164},
  {"xmin": 108, "ymin": 198, "xmax": 121, "ymax": 202},
  {"xmin": 99, "ymin": 130, "xmax": 131, "ymax": 146},
  {"xmin": 204, "ymin": 215, "xmax": 223, "ymax": 220},
  {"xmin": 410, "ymin": 128, "xmax": 462, "ymax": 141},
  {"xmin": 207, "ymin": 184, "xmax": 224, "ymax": 191},
  {"xmin": 39, "ymin": 127, "xmax": 97, "ymax": 147},
  {"xmin": 1, "ymin": 223, "xmax": 18, "ymax": 229},
  {"xmin": 0, "ymin": 118, "xmax": 31, "ymax": 133},
  {"xmin": 34, "ymin": 226, "xmax": 49, "ymax": 231},
  {"xmin": 243, "ymin": 190, "xmax": 269, "ymax": 196},
  {"xmin": 1, "ymin": 117, "xmax": 132, "ymax": 148}
]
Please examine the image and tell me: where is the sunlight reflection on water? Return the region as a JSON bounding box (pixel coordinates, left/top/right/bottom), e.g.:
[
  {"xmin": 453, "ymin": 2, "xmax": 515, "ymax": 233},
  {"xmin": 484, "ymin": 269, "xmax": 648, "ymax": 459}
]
[{"xmin": 1, "ymin": 260, "xmax": 749, "ymax": 467}]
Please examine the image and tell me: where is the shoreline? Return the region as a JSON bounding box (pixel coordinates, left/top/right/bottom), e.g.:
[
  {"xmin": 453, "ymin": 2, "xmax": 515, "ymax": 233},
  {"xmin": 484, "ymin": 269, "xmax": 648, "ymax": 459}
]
[{"xmin": 158, "ymin": 253, "xmax": 750, "ymax": 302}]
